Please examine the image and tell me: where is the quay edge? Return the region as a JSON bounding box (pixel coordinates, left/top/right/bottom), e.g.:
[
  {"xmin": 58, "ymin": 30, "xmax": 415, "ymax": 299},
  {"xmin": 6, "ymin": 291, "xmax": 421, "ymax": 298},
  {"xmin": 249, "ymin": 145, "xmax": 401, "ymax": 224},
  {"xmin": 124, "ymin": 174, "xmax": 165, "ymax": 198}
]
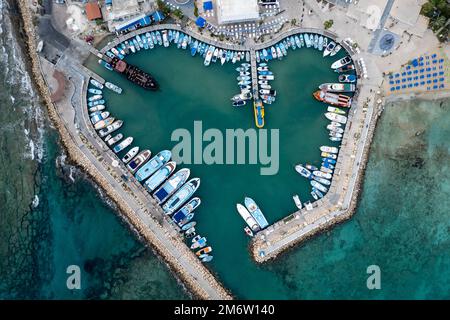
[{"xmin": 16, "ymin": 0, "xmax": 232, "ymax": 300}]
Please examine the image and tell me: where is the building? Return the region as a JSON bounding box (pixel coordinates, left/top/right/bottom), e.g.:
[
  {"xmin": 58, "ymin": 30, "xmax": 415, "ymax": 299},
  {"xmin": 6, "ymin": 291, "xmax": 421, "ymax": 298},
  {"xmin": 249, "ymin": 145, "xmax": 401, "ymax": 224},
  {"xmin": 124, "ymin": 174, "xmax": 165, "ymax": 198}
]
[
  {"xmin": 216, "ymin": 0, "xmax": 260, "ymax": 24},
  {"xmin": 104, "ymin": 0, "xmax": 157, "ymax": 31},
  {"xmin": 85, "ymin": 2, "xmax": 102, "ymax": 21}
]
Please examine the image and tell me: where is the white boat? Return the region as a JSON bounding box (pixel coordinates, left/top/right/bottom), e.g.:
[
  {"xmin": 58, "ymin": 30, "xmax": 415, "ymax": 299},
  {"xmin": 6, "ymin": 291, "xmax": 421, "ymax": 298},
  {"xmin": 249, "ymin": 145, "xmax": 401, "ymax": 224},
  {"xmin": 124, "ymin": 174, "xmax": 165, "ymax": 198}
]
[
  {"xmin": 311, "ymin": 180, "xmax": 328, "ymax": 193},
  {"xmin": 320, "ymin": 146, "xmax": 339, "ymax": 154},
  {"xmin": 327, "ymin": 126, "xmax": 344, "ymax": 134},
  {"xmin": 323, "ymin": 41, "xmax": 336, "ymax": 57},
  {"xmin": 127, "ymin": 149, "xmax": 151, "ymax": 173},
  {"xmin": 331, "ymin": 56, "xmax": 352, "ymax": 69},
  {"xmin": 325, "ymin": 112, "xmax": 347, "ymax": 124},
  {"xmin": 313, "ymin": 171, "xmax": 332, "ymax": 179},
  {"xmin": 204, "ymin": 46, "xmax": 214, "ymax": 66},
  {"xmin": 113, "ymin": 137, "xmax": 133, "ymax": 153},
  {"xmin": 90, "ymin": 79, "xmax": 104, "ymax": 89},
  {"xmin": 312, "ymin": 175, "xmax": 331, "ymax": 186},
  {"xmin": 162, "ymin": 30, "xmax": 169, "ymax": 47},
  {"xmin": 321, "ymin": 152, "xmax": 337, "ymax": 159},
  {"xmin": 330, "ymin": 44, "xmax": 342, "ymax": 56},
  {"xmin": 98, "ymin": 120, "xmax": 123, "ymax": 137},
  {"xmin": 105, "ymin": 81, "xmax": 122, "ymax": 94},
  {"xmin": 107, "ymin": 133, "xmax": 123, "ymax": 146},
  {"xmin": 89, "ymin": 105, "xmax": 105, "ymax": 113},
  {"xmin": 293, "ymin": 195, "xmax": 302, "ymax": 209},
  {"xmin": 327, "ymin": 106, "xmax": 346, "ymax": 115},
  {"xmin": 295, "ymin": 164, "xmax": 312, "ymax": 178},
  {"xmin": 318, "ymin": 36, "xmax": 324, "ymax": 51},
  {"xmin": 236, "ymin": 203, "xmax": 259, "ymax": 232},
  {"xmin": 320, "ymin": 167, "xmax": 333, "ymax": 174},
  {"xmin": 122, "ymin": 146, "xmax": 139, "ymax": 163}
]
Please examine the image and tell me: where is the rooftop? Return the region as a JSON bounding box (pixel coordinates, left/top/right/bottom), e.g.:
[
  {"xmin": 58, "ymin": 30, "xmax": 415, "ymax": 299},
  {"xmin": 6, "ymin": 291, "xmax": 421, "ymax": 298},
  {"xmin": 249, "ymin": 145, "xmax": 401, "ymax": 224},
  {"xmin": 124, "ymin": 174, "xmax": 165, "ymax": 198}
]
[
  {"xmin": 85, "ymin": 2, "xmax": 102, "ymax": 21},
  {"xmin": 216, "ymin": 0, "xmax": 260, "ymax": 24}
]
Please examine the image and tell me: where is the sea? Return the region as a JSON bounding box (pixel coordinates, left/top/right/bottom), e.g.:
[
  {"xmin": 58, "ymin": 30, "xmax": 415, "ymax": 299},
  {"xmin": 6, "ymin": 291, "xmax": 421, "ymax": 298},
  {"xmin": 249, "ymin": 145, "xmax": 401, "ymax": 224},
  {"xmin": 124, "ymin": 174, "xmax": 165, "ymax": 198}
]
[{"xmin": 0, "ymin": 1, "xmax": 449, "ymax": 299}]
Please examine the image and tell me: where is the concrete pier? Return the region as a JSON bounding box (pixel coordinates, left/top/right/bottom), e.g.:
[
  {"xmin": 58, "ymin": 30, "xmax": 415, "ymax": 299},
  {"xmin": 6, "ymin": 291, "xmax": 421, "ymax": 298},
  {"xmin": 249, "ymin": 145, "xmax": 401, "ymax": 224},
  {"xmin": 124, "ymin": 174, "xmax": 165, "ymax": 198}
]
[{"xmin": 250, "ymin": 49, "xmax": 259, "ymax": 100}]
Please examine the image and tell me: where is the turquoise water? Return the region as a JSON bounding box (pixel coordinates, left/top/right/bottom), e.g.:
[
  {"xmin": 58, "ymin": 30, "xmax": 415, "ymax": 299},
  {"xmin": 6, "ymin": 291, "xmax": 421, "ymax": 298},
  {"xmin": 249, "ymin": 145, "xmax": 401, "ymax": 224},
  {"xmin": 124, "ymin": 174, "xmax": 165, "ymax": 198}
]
[{"xmin": 85, "ymin": 42, "xmax": 450, "ymax": 299}]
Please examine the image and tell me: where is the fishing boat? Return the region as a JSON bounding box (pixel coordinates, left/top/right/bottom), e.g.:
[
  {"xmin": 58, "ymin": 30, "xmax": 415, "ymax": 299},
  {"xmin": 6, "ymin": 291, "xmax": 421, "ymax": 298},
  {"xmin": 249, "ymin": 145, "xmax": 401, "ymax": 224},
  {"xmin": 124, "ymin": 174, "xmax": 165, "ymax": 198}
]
[
  {"xmin": 154, "ymin": 168, "xmax": 190, "ymax": 203},
  {"xmin": 319, "ymin": 83, "xmax": 356, "ymax": 93},
  {"xmin": 312, "ymin": 175, "xmax": 331, "ymax": 186},
  {"xmin": 318, "ymin": 36, "xmax": 324, "ymax": 51},
  {"xmin": 190, "ymin": 236, "xmax": 207, "ymax": 250},
  {"xmin": 220, "ymin": 49, "xmax": 227, "ymax": 65},
  {"xmin": 98, "ymin": 120, "xmax": 123, "ymax": 137},
  {"xmin": 107, "ymin": 133, "xmax": 123, "ymax": 146},
  {"xmin": 305, "ymin": 164, "xmax": 319, "ymax": 171},
  {"xmin": 88, "ymin": 88, "xmax": 102, "ymax": 95},
  {"xmin": 94, "ymin": 117, "xmax": 115, "ymax": 130},
  {"xmin": 204, "ymin": 46, "xmax": 214, "ymax": 66},
  {"xmin": 244, "ymin": 227, "xmax": 254, "ymax": 237},
  {"xmin": 105, "ymin": 81, "xmax": 122, "ymax": 94},
  {"xmin": 335, "ymin": 64, "xmax": 355, "ymax": 73},
  {"xmin": 254, "ymin": 100, "xmax": 264, "ymax": 128},
  {"xmin": 330, "ymin": 44, "xmax": 342, "ymax": 56},
  {"xmin": 172, "ymin": 197, "xmax": 201, "ymax": 225},
  {"xmin": 325, "ymin": 112, "xmax": 347, "ymax": 124},
  {"xmin": 295, "ymin": 35, "xmax": 301, "ymax": 48},
  {"xmin": 323, "ymin": 41, "xmax": 336, "ymax": 57},
  {"xmin": 236, "ymin": 203, "xmax": 259, "ymax": 232},
  {"xmin": 162, "ymin": 30, "xmax": 169, "ymax": 47},
  {"xmin": 244, "ymin": 197, "xmax": 269, "ymax": 229},
  {"xmin": 181, "ymin": 221, "xmax": 196, "ymax": 232},
  {"xmin": 321, "ymin": 152, "xmax": 337, "ymax": 159},
  {"xmin": 327, "ymin": 106, "xmax": 346, "ymax": 115},
  {"xmin": 135, "ymin": 150, "xmax": 171, "ymax": 182},
  {"xmin": 313, "ymin": 170, "xmax": 332, "ymax": 180},
  {"xmin": 312, "ymin": 187, "xmax": 324, "ymax": 199},
  {"xmin": 122, "ymin": 146, "xmax": 139, "ymax": 163},
  {"xmin": 212, "ymin": 48, "xmax": 219, "ymax": 63},
  {"xmin": 144, "ymin": 161, "xmax": 176, "ymax": 192},
  {"xmin": 190, "ymin": 40, "xmax": 198, "ymax": 56},
  {"xmin": 320, "ymin": 146, "xmax": 339, "ymax": 154},
  {"xmin": 271, "ymin": 46, "xmax": 277, "ymax": 59},
  {"xmin": 327, "ymin": 126, "xmax": 344, "ymax": 134},
  {"xmin": 322, "ymin": 157, "xmax": 336, "ymax": 164},
  {"xmin": 313, "ymin": 90, "xmax": 351, "ymax": 107},
  {"xmin": 320, "ymin": 166, "xmax": 333, "ymax": 174},
  {"xmin": 339, "ymin": 74, "xmax": 356, "ymax": 83},
  {"xmin": 127, "ymin": 149, "xmax": 152, "ymax": 172},
  {"xmin": 196, "ymin": 246, "xmax": 212, "ymax": 257},
  {"xmin": 113, "ymin": 136, "xmax": 133, "ymax": 153},
  {"xmin": 293, "ymin": 195, "xmax": 302, "ymax": 209},
  {"xmin": 258, "ymin": 75, "xmax": 274, "ymax": 81},
  {"xmin": 329, "ymin": 131, "xmax": 343, "ymax": 139},
  {"xmin": 331, "ymin": 56, "xmax": 352, "ymax": 69},
  {"xmin": 162, "ymin": 178, "xmax": 200, "ymax": 214},
  {"xmin": 295, "ymin": 164, "xmax": 312, "ymax": 178},
  {"xmin": 311, "ymin": 191, "xmax": 319, "ymax": 201},
  {"xmin": 88, "ymin": 105, "xmax": 105, "ymax": 113},
  {"xmin": 311, "ymin": 180, "xmax": 328, "ymax": 193},
  {"xmin": 88, "ymin": 94, "xmax": 102, "ymax": 102},
  {"xmin": 90, "ymin": 111, "xmax": 110, "ymax": 124}
]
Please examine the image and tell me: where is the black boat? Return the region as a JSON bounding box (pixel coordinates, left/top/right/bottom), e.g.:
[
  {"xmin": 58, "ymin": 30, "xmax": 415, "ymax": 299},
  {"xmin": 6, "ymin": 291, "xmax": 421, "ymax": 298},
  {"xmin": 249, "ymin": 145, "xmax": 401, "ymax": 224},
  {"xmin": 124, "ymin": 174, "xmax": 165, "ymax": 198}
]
[{"xmin": 109, "ymin": 57, "xmax": 159, "ymax": 90}]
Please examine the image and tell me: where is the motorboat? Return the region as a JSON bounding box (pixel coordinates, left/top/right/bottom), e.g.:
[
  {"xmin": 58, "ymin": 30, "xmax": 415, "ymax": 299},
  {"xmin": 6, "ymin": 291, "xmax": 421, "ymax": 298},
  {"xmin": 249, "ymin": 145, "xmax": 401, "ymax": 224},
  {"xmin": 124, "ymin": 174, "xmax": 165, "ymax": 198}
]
[
  {"xmin": 244, "ymin": 197, "xmax": 269, "ymax": 229},
  {"xmin": 293, "ymin": 195, "xmax": 302, "ymax": 209},
  {"xmin": 339, "ymin": 74, "xmax": 357, "ymax": 83},
  {"xmin": 312, "ymin": 175, "xmax": 331, "ymax": 186},
  {"xmin": 144, "ymin": 161, "xmax": 176, "ymax": 192},
  {"xmin": 305, "ymin": 164, "xmax": 319, "ymax": 171},
  {"xmin": 331, "ymin": 56, "xmax": 352, "ymax": 69},
  {"xmin": 325, "ymin": 112, "xmax": 347, "ymax": 124},
  {"xmin": 153, "ymin": 168, "xmax": 190, "ymax": 204},
  {"xmin": 323, "ymin": 41, "xmax": 336, "ymax": 57},
  {"xmin": 320, "ymin": 146, "xmax": 339, "ymax": 154},
  {"xmin": 311, "ymin": 180, "xmax": 328, "ymax": 193},
  {"xmin": 327, "ymin": 106, "xmax": 346, "ymax": 115},
  {"xmin": 113, "ymin": 136, "xmax": 133, "ymax": 153},
  {"xmin": 94, "ymin": 117, "xmax": 115, "ymax": 130},
  {"xmin": 295, "ymin": 164, "xmax": 312, "ymax": 179},
  {"xmin": 107, "ymin": 133, "xmax": 123, "ymax": 146},
  {"xmin": 236, "ymin": 203, "xmax": 259, "ymax": 232},
  {"xmin": 135, "ymin": 150, "xmax": 172, "ymax": 182},
  {"xmin": 162, "ymin": 178, "xmax": 200, "ymax": 215},
  {"xmin": 172, "ymin": 197, "xmax": 201, "ymax": 225},
  {"xmin": 313, "ymin": 170, "xmax": 332, "ymax": 179},
  {"xmin": 321, "ymin": 152, "xmax": 337, "ymax": 159},
  {"xmin": 313, "ymin": 90, "xmax": 352, "ymax": 107},
  {"xmin": 330, "ymin": 44, "xmax": 342, "ymax": 56},
  {"xmin": 122, "ymin": 146, "xmax": 139, "ymax": 163},
  {"xmin": 335, "ymin": 64, "xmax": 355, "ymax": 73},
  {"xmin": 98, "ymin": 120, "xmax": 123, "ymax": 137},
  {"xmin": 128, "ymin": 149, "xmax": 152, "ymax": 173},
  {"xmin": 319, "ymin": 83, "xmax": 356, "ymax": 93}
]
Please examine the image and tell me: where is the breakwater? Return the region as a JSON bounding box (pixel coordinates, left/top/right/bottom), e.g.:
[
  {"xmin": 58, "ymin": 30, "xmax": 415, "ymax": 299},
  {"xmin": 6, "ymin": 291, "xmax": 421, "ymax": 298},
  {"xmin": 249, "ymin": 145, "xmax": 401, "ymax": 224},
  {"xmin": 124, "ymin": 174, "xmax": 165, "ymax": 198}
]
[{"xmin": 16, "ymin": 0, "xmax": 232, "ymax": 300}]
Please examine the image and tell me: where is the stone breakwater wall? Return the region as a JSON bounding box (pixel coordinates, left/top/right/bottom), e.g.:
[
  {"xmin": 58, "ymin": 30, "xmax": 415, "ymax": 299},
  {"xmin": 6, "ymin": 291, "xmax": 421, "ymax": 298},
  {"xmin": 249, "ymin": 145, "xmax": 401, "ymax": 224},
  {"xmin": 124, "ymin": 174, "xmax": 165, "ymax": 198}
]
[
  {"xmin": 17, "ymin": 0, "xmax": 232, "ymax": 300},
  {"xmin": 251, "ymin": 101, "xmax": 383, "ymax": 262}
]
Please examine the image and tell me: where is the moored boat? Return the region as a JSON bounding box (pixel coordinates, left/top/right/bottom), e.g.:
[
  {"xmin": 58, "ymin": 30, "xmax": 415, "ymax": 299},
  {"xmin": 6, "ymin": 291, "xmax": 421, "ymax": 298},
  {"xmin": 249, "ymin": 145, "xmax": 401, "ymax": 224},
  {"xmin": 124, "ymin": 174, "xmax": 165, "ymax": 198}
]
[
  {"xmin": 154, "ymin": 168, "xmax": 190, "ymax": 204},
  {"xmin": 107, "ymin": 133, "xmax": 123, "ymax": 146},
  {"xmin": 94, "ymin": 117, "xmax": 115, "ymax": 130},
  {"xmin": 135, "ymin": 150, "xmax": 171, "ymax": 182},
  {"xmin": 323, "ymin": 41, "xmax": 336, "ymax": 57},
  {"xmin": 295, "ymin": 164, "xmax": 312, "ymax": 179},
  {"xmin": 236, "ymin": 203, "xmax": 259, "ymax": 232},
  {"xmin": 98, "ymin": 120, "xmax": 123, "ymax": 137},
  {"xmin": 313, "ymin": 90, "xmax": 352, "ymax": 107},
  {"xmin": 254, "ymin": 100, "xmax": 265, "ymax": 128},
  {"xmin": 144, "ymin": 161, "xmax": 176, "ymax": 192},
  {"xmin": 113, "ymin": 136, "xmax": 133, "ymax": 153},
  {"xmin": 325, "ymin": 112, "xmax": 347, "ymax": 124},
  {"xmin": 331, "ymin": 56, "xmax": 352, "ymax": 69},
  {"xmin": 244, "ymin": 197, "xmax": 269, "ymax": 229},
  {"xmin": 327, "ymin": 106, "xmax": 346, "ymax": 115},
  {"xmin": 311, "ymin": 180, "xmax": 328, "ymax": 193},
  {"xmin": 293, "ymin": 195, "xmax": 302, "ymax": 209},
  {"xmin": 105, "ymin": 81, "xmax": 123, "ymax": 94},
  {"xmin": 320, "ymin": 146, "xmax": 339, "ymax": 153},
  {"xmin": 173, "ymin": 197, "xmax": 201, "ymax": 225},
  {"xmin": 319, "ymin": 83, "xmax": 356, "ymax": 93},
  {"xmin": 127, "ymin": 149, "xmax": 151, "ymax": 173},
  {"xmin": 339, "ymin": 74, "xmax": 357, "ymax": 83},
  {"xmin": 162, "ymin": 178, "xmax": 200, "ymax": 214},
  {"xmin": 122, "ymin": 146, "xmax": 139, "ymax": 163}
]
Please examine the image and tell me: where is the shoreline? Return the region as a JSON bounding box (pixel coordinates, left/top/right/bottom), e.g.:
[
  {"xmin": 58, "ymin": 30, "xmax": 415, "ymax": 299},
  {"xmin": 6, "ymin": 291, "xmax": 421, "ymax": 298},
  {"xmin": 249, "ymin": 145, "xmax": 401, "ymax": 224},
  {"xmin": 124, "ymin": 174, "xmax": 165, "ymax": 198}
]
[{"xmin": 16, "ymin": 0, "xmax": 232, "ymax": 300}]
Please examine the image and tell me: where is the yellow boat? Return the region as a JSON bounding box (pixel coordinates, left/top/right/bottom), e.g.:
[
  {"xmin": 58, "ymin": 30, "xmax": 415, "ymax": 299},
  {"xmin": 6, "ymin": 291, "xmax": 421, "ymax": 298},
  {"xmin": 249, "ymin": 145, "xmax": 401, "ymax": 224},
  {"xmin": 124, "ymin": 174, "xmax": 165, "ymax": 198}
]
[{"xmin": 254, "ymin": 100, "xmax": 265, "ymax": 128}]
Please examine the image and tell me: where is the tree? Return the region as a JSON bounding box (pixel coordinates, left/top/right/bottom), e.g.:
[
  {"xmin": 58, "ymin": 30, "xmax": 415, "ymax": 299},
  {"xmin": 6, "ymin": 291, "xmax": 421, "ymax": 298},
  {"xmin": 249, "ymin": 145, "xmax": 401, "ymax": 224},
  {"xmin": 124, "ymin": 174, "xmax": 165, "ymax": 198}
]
[
  {"xmin": 194, "ymin": 3, "xmax": 199, "ymax": 17},
  {"xmin": 324, "ymin": 20, "xmax": 334, "ymax": 30},
  {"xmin": 173, "ymin": 9, "xmax": 184, "ymax": 19},
  {"xmin": 291, "ymin": 19, "xmax": 297, "ymax": 26}
]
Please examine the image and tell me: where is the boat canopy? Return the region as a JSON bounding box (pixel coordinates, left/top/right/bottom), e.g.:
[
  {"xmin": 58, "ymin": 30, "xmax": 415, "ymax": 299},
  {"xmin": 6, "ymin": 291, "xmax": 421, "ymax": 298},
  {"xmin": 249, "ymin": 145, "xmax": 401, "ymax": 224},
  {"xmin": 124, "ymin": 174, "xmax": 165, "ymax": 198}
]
[
  {"xmin": 151, "ymin": 10, "xmax": 165, "ymax": 22},
  {"xmin": 196, "ymin": 17, "xmax": 207, "ymax": 28},
  {"xmin": 115, "ymin": 14, "xmax": 150, "ymax": 32}
]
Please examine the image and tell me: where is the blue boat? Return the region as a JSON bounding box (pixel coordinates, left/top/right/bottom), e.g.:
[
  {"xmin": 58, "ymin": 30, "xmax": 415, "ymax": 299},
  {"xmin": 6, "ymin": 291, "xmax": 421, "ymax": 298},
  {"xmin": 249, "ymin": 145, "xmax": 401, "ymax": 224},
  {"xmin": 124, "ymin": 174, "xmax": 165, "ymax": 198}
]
[
  {"xmin": 135, "ymin": 150, "xmax": 171, "ymax": 182},
  {"xmin": 190, "ymin": 40, "xmax": 198, "ymax": 56},
  {"xmin": 162, "ymin": 178, "xmax": 201, "ymax": 214},
  {"xmin": 146, "ymin": 32, "xmax": 154, "ymax": 49},
  {"xmin": 88, "ymin": 99, "xmax": 105, "ymax": 107},
  {"xmin": 168, "ymin": 29, "xmax": 173, "ymax": 42},
  {"xmin": 172, "ymin": 197, "xmax": 201, "ymax": 224},
  {"xmin": 322, "ymin": 161, "xmax": 334, "ymax": 169},
  {"xmin": 88, "ymin": 88, "xmax": 102, "ymax": 95},
  {"xmin": 142, "ymin": 35, "xmax": 149, "ymax": 50},
  {"xmin": 132, "ymin": 38, "xmax": 140, "ymax": 51},
  {"xmin": 290, "ymin": 36, "xmax": 296, "ymax": 50},
  {"xmin": 144, "ymin": 161, "xmax": 176, "ymax": 192},
  {"xmin": 322, "ymin": 157, "xmax": 336, "ymax": 164},
  {"xmin": 312, "ymin": 187, "xmax": 324, "ymax": 198},
  {"xmin": 151, "ymin": 32, "xmax": 157, "ymax": 45},
  {"xmin": 153, "ymin": 168, "xmax": 190, "ymax": 203},
  {"xmin": 177, "ymin": 33, "xmax": 184, "ymax": 48},
  {"xmin": 244, "ymin": 197, "xmax": 269, "ymax": 229},
  {"xmin": 156, "ymin": 31, "xmax": 162, "ymax": 45}
]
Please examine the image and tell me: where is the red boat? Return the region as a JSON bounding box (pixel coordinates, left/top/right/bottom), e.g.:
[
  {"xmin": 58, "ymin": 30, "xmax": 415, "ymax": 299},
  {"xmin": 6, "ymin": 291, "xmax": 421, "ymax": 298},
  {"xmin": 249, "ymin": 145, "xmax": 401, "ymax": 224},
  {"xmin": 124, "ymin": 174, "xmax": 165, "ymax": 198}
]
[{"xmin": 313, "ymin": 90, "xmax": 351, "ymax": 107}]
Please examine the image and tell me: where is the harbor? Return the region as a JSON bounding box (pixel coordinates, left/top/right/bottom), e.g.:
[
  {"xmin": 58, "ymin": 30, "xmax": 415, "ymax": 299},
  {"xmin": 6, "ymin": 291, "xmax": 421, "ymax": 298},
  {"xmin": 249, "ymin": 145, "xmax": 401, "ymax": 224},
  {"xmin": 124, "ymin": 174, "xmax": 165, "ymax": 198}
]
[{"xmin": 19, "ymin": 0, "xmax": 450, "ymax": 299}]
